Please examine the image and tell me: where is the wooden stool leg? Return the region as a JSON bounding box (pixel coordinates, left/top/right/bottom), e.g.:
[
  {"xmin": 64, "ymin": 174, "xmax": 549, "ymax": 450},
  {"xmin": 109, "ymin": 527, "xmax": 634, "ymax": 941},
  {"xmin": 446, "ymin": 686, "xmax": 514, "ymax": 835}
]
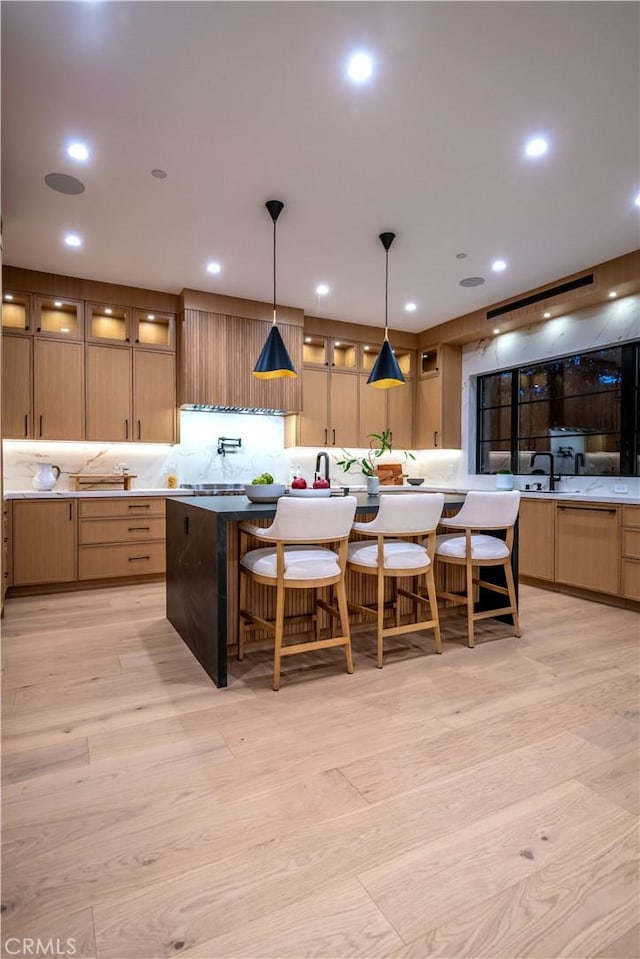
[
  {"xmin": 335, "ymin": 576, "xmax": 354, "ymax": 675},
  {"xmin": 376, "ymin": 567, "xmax": 385, "ymax": 668},
  {"xmin": 394, "ymin": 578, "xmax": 401, "ymax": 628},
  {"xmin": 504, "ymin": 559, "xmax": 521, "ymax": 637},
  {"xmin": 238, "ymin": 569, "xmax": 247, "ymax": 660},
  {"xmin": 465, "ymin": 554, "xmax": 475, "ymax": 648},
  {"xmin": 314, "ymin": 588, "xmax": 321, "ymax": 643},
  {"xmin": 425, "ymin": 565, "xmax": 442, "ymax": 654},
  {"xmin": 273, "ymin": 582, "xmax": 286, "ymax": 691}
]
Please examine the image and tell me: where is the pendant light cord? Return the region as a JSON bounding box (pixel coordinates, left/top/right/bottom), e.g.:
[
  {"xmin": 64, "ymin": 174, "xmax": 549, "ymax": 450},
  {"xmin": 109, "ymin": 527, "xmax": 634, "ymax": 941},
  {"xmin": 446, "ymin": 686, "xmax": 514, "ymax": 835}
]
[
  {"xmin": 384, "ymin": 247, "xmax": 389, "ymax": 342},
  {"xmin": 272, "ymin": 218, "xmax": 277, "ymax": 326}
]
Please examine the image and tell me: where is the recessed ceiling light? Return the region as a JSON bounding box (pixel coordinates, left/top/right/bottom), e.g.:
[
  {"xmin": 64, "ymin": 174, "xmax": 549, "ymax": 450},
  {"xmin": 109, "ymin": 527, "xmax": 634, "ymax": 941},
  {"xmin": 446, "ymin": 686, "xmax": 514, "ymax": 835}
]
[
  {"xmin": 346, "ymin": 51, "xmax": 373, "ymax": 84},
  {"xmin": 206, "ymin": 261, "xmax": 221, "ymax": 274},
  {"xmin": 305, "ymin": 337, "xmax": 312, "ymax": 343},
  {"xmin": 524, "ymin": 135, "xmax": 549, "ymax": 158},
  {"xmin": 405, "ymin": 302, "xmax": 417, "ymax": 312},
  {"xmin": 493, "ymin": 328, "xmax": 500, "ymax": 335},
  {"xmin": 543, "ymin": 311, "xmax": 551, "ymax": 318},
  {"xmin": 492, "ymin": 259, "xmax": 507, "ymax": 272},
  {"xmin": 105, "ymin": 308, "xmax": 112, "ymax": 315},
  {"xmin": 335, "ymin": 341, "xmax": 341, "ymax": 348},
  {"xmin": 64, "ymin": 233, "xmax": 82, "ymax": 248},
  {"xmin": 67, "ymin": 142, "xmax": 89, "ymax": 161},
  {"xmin": 60, "ymin": 327, "xmax": 70, "ymax": 334},
  {"xmin": 54, "ymin": 301, "xmax": 63, "ymax": 307},
  {"xmin": 316, "ymin": 284, "xmax": 329, "ymax": 296},
  {"xmin": 147, "ymin": 314, "xmax": 155, "ymax": 320},
  {"xmin": 608, "ymin": 291, "xmax": 617, "ymax": 298},
  {"xmin": 635, "ymin": 192, "xmax": 640, "ymax": 207},
  {"xmin": 364, "ymin": 345, "xmax": 370, "ymax": 351},
  {"xmin": 5, "ymin": 294, "xmax": 13, "ymax": 301}
]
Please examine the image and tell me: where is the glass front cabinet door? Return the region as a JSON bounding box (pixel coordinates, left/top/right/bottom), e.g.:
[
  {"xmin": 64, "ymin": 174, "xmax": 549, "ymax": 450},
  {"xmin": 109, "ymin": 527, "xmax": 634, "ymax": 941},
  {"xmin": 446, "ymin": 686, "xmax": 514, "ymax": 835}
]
[
  {"xmin": 86, "ymin": 303, "xmax": 131, "ymax": 344},
  {"xmin": 132, "ymin": 309, "xmax": 175, "ymax": 351},
  {"xmin": 33, "ymin": 296, "xmax": 84, "ymax": 340},
  {"xmin": 2, "ymin": 292, "xmax": 32, "ymax": 333}
]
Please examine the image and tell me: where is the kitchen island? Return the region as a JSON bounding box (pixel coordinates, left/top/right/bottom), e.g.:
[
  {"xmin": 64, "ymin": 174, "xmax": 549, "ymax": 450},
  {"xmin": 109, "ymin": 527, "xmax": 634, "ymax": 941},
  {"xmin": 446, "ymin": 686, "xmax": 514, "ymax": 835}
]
[{"xmin": 166, "ymin": 491, "xmax": 511, "ymax": 688}]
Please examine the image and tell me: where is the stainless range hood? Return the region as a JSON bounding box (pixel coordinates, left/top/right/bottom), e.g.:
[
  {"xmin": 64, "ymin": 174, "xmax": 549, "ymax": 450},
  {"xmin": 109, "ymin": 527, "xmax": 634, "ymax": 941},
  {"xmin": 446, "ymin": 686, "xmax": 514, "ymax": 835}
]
[{"xmin": 180, "ymin": 404, "xmax": 288, "ymax": 415}]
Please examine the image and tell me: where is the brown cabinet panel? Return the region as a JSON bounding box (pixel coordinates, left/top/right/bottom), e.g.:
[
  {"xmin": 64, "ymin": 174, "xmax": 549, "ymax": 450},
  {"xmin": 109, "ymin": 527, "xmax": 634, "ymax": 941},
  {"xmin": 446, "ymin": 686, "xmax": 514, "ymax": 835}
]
[
  {"xmin": 387, "ymin": 379, "xmax": 415, "ymax": 450},
  {"xmin": 132, "ymin": 309, "xmax": 175, "ymax": 351},
  {"xmin": 79, "ymin": 497, "xmax": 165, "ymax": 518},
  {"xmin": 297, "ymin": 368, "xmax": 330, "ymax": 446},
  {"xmin": 34, "ymin": 296, "xmax": 84, "ymax": 340},
  {"xmin": 86, "ymin": 345, "xmax": 132, "ymax": 441},
  {"xmin": 33, "ymin": 339, "xmax": 84, "ymax": 440},
  {"xmin": 623, "ymin": 528, "xmax": 640, "ymax": 560},
  {"xmin": 416, "ymin": 375, "xmax": 442, "ymax": 449},
  {"xmin": 416, "ymin": 344, "xmax": 461, "ymax": 449},
  {"xmin": 178, "ymin": 309, "xmax": 228, "ymax": 406},
  {"xmin": 133, "ymin": 350, "xmax": 176, "ymax": 443},
  {"xmin": 13, "ymin": 500, "xmax": 77, "ymax": 585},
  {"xmin": 329, "ymin": 371, "xmax": 359, "ymax": 448},
  {"xmin": 2, "ymin": 335, "xmax": 33, "ymax": 438},
  {"xmin": 519, "ymin": 498, "xmax": 555, "ymax": 580},
  {"xmin": 555, "ymin": 504, "xmax": 620, "ymax": 595},
  {"xmin": 358, "ymin": 374, "xmax": 388, "ymax": 448},
  {"xmin": 622, "ymin": 560, "xmax": 640, "ymax": 600},
  {"xmin": 79, "ymin": 516, "xmax": 165, "ymax": 546},
  {"xmin": 79, "ymin": 541, "xmax": 165, "ymax": 580}
]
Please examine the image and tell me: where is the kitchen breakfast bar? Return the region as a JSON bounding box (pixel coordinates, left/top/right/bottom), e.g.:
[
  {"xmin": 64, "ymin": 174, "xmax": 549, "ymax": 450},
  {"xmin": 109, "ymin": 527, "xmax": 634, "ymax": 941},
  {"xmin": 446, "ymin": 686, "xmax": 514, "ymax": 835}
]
[{"xmin": 165, "ymin": 491, "xmax": 518, "ymax": 688}]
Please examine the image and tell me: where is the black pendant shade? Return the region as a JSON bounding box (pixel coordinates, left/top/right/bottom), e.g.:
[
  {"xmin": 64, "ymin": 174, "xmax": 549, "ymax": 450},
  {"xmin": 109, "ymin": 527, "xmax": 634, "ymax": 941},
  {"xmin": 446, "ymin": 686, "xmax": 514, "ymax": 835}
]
[
  {"xmin": 253, "ymin": 199, "xmax": 297, "ymax": 380},
  {"xmin": 367, "ymin": 231, "xmax": 406, "ymax": 389}
]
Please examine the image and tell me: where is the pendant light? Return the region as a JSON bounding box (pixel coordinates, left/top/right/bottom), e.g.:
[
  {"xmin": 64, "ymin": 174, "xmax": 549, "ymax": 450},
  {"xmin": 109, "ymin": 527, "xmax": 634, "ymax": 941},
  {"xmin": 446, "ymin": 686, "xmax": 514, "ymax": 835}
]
[
  {"xmin": 253, "ymin": 199, "xmax": 297, "ymax": 380},
  {"xmin": 367, "ymin": 231, "xmax": 406, "ymax": 389}
]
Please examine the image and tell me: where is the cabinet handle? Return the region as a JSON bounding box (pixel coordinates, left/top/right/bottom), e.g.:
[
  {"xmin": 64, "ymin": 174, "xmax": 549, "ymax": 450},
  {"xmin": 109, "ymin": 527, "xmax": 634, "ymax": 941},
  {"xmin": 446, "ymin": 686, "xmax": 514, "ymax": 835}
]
[
  {"xmin": 68, "ymin": 504, "xmax": 73, "ymax": 521},
  {"xmin": 184, "ymin": 516, "xmax": 190, "ymax": 535},
  {"xmin": 128, "ymin": 555, "xmax": 150, "ymax": 562},
  {"xmin": 434, "ymin": 431, "xmax": 438, "ymax": 448},
  {"xmin": 24, "ymin": 414, "xmax": 28, "ymax": 437},
  {"xmin": 125, "ymin": 419, "xmax": 129, "ymax": 440},
  {"xmin": 128, "ymin": 526, "xmax": 151, "ymax": 532},
  {"xmin": 39, "ymin": 415, "xmax": 43, "ymax": 437},
  {"xmin": 36, "ymin": 327, "xmax": 41, "ymax": 333},
  {"xmin": 324, "ymin": 428, "xmax": 328, "ymax": 445},
  {"xmin": 558, "ymin": 506, "xmax": 616, "ymax": 513},
  {"xmin": 128, "ymin": 504, "xmax": 150, "ymax": 509},
  {"xmin": 332, "ymin": 428, "xmax": 336, "ymax": 445},
  {"xmin": 137, "ymin": 420, "xmax": 141, "ymax": 440}
]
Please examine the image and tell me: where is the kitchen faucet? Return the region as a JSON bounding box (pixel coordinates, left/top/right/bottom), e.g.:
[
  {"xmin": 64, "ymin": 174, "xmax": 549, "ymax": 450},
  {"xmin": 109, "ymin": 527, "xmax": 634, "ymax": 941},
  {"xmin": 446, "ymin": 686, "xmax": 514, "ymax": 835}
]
[
  {"xmin": 315, "ymin": 450, "xmax": 330, "ymax": 484},
  {"xmin": 530, "ymin": 452, "xmax": 560, "ymax": 491}
]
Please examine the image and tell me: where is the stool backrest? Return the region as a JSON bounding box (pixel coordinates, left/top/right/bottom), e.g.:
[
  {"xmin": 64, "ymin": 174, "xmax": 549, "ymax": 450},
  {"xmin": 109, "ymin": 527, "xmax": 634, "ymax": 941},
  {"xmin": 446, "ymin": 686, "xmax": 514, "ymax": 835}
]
[
  {"xmin": 447, "ymin": 490, "xmax": 520, "ymax": 529},
  {"xmin": 267, "ymin": 495, "xmax": 357, "ymax": 541},
  {"xmin": 360, "ymin": 492, "xmax": 445, "ymax": 534}
]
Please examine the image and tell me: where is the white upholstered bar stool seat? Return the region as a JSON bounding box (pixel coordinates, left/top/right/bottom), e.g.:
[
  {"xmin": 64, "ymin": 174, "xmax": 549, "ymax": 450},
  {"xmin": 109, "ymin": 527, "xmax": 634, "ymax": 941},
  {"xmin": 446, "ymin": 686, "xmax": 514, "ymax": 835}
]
[
  {"xmin": 346, "ymin": 492, "xmax": 445, "ymax": 668},
  {"xmin": 238, "ymin": 496, "xmax": 357, "ymax": 690},
  {"xmin": 434, "ymin": 490, "xmax": 521, "ymax": 648}
]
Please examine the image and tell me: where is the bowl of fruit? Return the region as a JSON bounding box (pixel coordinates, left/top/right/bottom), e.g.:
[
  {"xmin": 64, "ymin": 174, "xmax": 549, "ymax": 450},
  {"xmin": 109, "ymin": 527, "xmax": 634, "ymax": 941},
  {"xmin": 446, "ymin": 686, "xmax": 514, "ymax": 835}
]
[
  {"xmin": 244, "ymin": 473, "xmax": 286, "ymax": 503},
  {"xmin": 289, "ymin": 474, "xmax": 331, "ymax": 497}
]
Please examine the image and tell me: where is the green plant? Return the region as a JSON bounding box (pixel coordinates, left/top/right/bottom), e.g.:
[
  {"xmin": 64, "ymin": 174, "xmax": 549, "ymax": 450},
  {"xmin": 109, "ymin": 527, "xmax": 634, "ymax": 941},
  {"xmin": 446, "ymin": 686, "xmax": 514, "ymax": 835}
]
[
  {"xmin": 496, "ymin": 468, "xmax": 513, "ymax": 475},
  {"xmin": 336, "ymin": 428, "xmax": 415, "ymax": 477}
]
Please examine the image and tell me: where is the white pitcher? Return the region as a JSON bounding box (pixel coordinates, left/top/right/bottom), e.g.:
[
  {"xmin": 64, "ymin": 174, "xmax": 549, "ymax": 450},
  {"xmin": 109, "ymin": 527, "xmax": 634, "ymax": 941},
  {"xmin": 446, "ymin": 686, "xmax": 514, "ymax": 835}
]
[{"xmin": 32, "ymin": 463, "xmax": 61, "ymax": 491}]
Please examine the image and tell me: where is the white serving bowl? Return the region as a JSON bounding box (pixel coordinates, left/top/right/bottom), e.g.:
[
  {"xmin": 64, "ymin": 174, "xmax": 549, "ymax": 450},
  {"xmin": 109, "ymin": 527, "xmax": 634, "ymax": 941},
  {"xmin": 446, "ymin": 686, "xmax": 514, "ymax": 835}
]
[
  {"xmin": 288, "ymin": 487, "xmax": 331, "ymax": 498},
  {"xmin": 244, "ymin": 483, "xmax": 286, "ymax": 503}
]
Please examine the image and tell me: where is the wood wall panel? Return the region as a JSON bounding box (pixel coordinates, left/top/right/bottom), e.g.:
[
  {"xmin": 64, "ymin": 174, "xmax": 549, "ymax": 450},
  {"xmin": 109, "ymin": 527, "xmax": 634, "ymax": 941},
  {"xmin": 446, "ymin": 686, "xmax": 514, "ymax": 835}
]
[
  {"xmin": 178, "ymin": 310, "xmax": 228, "ymax": 406},
  {"xmin": 182, "ymin": 288, "xmax": 304, "ymax": 326}
]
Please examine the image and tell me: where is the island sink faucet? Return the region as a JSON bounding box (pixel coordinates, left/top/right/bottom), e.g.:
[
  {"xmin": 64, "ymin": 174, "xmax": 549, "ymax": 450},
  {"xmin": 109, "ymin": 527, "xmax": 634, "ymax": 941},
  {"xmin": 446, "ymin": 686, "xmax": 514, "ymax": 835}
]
[
  {"xmin": 315, "ymin": 450, "xmax": 330, "ymax": 484},
  {"xmin": 530, "ymin": 452, "xmax": 561, "ymax": 491}
]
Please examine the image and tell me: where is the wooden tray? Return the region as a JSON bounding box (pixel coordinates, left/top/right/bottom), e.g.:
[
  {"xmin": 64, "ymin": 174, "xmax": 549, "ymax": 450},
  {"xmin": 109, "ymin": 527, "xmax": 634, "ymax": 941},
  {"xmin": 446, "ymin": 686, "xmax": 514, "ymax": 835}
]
[
  {"xmin": 375, "ymin": 463, "xmax": 404, "ymax": 486},
  {"xmin": 70, "ymin": 473, "xmax": 137, "ymax": 491}
]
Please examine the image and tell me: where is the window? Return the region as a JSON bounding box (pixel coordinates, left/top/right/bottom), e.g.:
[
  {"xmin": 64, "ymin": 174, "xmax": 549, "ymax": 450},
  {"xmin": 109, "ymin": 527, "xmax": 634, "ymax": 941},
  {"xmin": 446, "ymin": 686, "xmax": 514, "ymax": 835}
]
[{"xmin": 476, "ymin": 342, "xmax": 639, "ymax": 476}]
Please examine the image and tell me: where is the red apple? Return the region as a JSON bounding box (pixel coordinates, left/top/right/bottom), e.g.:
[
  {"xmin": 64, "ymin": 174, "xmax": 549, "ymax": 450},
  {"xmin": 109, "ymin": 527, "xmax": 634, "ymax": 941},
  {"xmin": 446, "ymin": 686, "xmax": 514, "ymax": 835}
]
[
  {"xmin": 312, "ymin": 478, "xmax": 330, "ymax": 489},
  {"xmin": 291, "ymin": 476, "xmax": 307, "ymax": 489}
]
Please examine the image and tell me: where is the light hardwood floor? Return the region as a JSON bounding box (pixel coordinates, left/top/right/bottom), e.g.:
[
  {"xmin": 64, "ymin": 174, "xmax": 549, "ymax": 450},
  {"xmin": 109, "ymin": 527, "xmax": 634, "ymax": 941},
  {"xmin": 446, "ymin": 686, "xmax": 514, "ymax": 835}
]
[{"xmin": 1, "ymin": 583, "xmax": 638, "ymax": 959}]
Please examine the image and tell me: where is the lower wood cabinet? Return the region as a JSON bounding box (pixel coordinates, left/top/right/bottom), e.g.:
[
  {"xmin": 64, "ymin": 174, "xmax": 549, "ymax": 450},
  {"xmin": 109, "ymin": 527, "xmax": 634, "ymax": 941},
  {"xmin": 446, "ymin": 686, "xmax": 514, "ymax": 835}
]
[
  {"xmin": 518, "ymin": 498, "xmax": 555, "ymax": 581},
  {"xmin": 621, "ymin": 506, "xmax": 640, "ymax": 601},
  {"xmin": 555, "ymin": 503, "xmax": 620, "ymax": 595},
  {"xmin": 78, "ymin": 497, "xmax": 166, "ymax": 580},
  {"xmin": 12, "ymin": 499, "xmax": 78, "ymax": 585}
]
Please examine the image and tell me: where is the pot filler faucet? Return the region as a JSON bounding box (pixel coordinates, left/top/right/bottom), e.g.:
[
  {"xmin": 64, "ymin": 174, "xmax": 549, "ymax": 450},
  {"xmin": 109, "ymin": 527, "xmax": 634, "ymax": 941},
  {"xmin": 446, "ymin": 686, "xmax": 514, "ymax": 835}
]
[
  {"xmin": 530, "ymin": 452, "xmax": 560, "ymax": 491},
  {"xmin": 315, "ymin": 450, "xmax": 330, "ymax": 483}
]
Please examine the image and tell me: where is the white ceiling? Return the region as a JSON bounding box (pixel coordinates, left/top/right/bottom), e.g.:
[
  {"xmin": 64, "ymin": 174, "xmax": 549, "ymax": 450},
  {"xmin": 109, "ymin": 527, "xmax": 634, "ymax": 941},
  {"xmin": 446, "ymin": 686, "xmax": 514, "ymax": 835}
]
[{"xmin": 2, "ymin": 1, "xmax": 639, "ymax": 333}]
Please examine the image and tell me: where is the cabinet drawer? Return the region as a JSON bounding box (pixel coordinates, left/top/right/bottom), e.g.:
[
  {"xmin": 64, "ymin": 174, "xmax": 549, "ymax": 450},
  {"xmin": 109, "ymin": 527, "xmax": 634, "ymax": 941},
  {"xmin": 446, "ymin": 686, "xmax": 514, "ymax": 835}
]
[
  {"xmin": 623, "ymin": 528, "xmax": 640, "ymax": 560},
  {"xmin": 622, "ymin": 506, "xmax": 640, "ymax": 529},
  {"xmin": 79, "ymin": 542, "xmax": 165, "ymax": 580},
  {"xmin": 79, "ymin": 516, "xmax": 165, "ymax": 546},
  {"xmin": 622, "ymin": 560, "xmax": 640, "ymax": 601},
  {"xmin": 79, "ymin": 497, "xmax": 165, "ymax": 519}
]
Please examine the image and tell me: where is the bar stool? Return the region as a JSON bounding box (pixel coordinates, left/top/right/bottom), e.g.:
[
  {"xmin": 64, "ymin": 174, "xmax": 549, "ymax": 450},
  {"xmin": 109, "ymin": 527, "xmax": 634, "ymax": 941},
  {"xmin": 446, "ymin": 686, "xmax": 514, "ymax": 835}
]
[
  {"xmin": 434, "ymin": 490, "xmax": 521, "ymax": 648},
  {"xmin": 238, "ymin": 495, "xmax": 357, "ymax": 690},
  {"xmin": 346, "ymin": 492, "xmax": 445, "ymax": 667}
]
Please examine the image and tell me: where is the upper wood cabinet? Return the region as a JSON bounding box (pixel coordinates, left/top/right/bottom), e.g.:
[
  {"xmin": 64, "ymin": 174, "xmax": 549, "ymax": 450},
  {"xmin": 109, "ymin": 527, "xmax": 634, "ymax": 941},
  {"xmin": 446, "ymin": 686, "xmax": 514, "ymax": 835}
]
[
  {"xmin": 34, "ymin": 296, "xmax": 84, "ymax": 341},
  {"xmin": 133, "ymin": 350, "xmax": 176, "ymax": 443},
  {"xmin": 2, "ymin": 334, "xmax": 33, "ymax": 438},
  {"xmin": 1, "ymin": 291, "xmax": 32, "ymax": 333},
  {"xmin": 132, "ymin": 309, "xmax": 175, "ymax": 351},
  {"xmin": 361, "ymin": 342, "xmax": 414, "ymax": 378},
  {"xmin": 286, "ymin": 368, "xmax": 358, "ymax": 448},
  {"xmin": 387, "ymin": 379, "xmax": 415, "ymax": 450},
  {"xmin": 179, "ymin": 309, "xmax": 302, "ymax": 412},
  {"xmin": 34, "ymin": 339, "xmax": 85, "ymax": 440},
  {"xmin": 416, "ymin": 344, "xmax": 461, "ymax": 449},
  {"xmin": 86, "ymin": 302, "xmax": 131, "ymax": 345},
  {"xmin": 302, "ymin": 335, "xmax": 358, "ymax": 371}
]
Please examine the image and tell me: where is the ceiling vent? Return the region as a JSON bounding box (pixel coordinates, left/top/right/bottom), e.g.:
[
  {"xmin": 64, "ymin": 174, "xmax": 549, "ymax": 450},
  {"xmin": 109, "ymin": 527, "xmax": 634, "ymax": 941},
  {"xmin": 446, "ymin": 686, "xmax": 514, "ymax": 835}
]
[{"xmin": 487, "ymin": 273, "xmax": 594, "ymax": 320}]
